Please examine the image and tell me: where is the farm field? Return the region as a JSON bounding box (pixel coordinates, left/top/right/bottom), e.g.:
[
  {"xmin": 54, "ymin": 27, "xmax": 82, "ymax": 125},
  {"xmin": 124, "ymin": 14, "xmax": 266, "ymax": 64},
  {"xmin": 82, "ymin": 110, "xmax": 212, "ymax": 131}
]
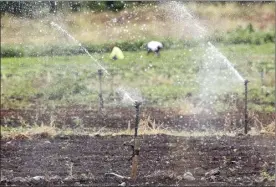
[
  {"xmin": 1, "ymin": 134, "xmax": 275, "ymax": 186},
  {"xmin": 1, "ymin": 1, "xmax": 275, "ymax": 186},
  {"xmin": 1, "ymin": 44, "xmax": 275, "ymax": 109},
  {"xmin": 1, "ymin": 43, "xmax": 275, "ymax": 186},
  {"xmin": 1, "ymin": 43, "xmax": 275, "ymax": 136}
]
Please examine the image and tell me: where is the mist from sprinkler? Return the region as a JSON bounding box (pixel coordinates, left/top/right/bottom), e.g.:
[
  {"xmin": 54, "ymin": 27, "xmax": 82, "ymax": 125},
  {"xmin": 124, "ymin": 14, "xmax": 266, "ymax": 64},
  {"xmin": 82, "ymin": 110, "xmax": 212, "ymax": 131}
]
[
  {"xmin": 163, "ymin": 1, "xmax": 207, "ymax": 39},
  {"xmin": 116, "ymin": 87, "xmax": 143, "ymax": 106},
  {"xmin": 164, "ymin": 1, "xmax": 250, "ymax": 133},
  {"xmin": 50, "ymin": 21, "xmax": 142, "ymax": 106},
  {"xmin": 164, "ymin": 2, "xmax": 245, "ymax": 83},
  {"xmin": 50, "ymin": 21, "xmax": 109, "ymax": 75},
  {"xmin": 206, "ymin": 42, "xmax": 245, "ymax": 82}
]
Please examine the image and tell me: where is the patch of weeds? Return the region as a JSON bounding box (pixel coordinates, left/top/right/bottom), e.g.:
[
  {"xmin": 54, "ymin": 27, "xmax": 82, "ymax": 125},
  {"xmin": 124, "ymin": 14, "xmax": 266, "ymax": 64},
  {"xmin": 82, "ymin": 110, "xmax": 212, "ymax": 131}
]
[{"xmin": 261, "ymin": 171, "xmax": 275, "ymax": 182}]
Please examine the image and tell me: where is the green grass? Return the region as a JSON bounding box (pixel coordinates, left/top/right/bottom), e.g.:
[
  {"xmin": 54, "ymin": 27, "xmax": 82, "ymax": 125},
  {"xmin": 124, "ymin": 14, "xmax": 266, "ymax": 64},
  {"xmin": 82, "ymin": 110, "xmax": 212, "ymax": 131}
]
[{"xmin": 1, "ymin": 43, "xmax": 275, "ymax": 112}]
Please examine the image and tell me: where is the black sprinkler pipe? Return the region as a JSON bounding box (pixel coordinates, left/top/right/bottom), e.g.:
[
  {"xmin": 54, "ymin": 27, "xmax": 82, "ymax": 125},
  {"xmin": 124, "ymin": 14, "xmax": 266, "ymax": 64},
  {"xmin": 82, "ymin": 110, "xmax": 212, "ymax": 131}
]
[
  {"xmin": 98, "ymin": 69, "xmax": 104, "ymax": 111},
  {"xmin": 134, "ymin": 101, "xmax": 142, "ymax": 137},
  {"xmin": 244, "ymin": 79, "xmax": 249, "ymax": 134},
  {"xmin": 131, "ymin": 101, "xmax": 142, "ymax": 181}
]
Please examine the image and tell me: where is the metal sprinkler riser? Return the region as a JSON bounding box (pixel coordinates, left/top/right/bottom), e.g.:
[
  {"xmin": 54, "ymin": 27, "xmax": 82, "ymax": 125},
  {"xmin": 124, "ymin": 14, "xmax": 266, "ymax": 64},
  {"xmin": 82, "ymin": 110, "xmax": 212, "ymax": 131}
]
[
  {"xmin": 244, "ymin": 79, "xmax": 249, "ymax": 134},
  {"xmin": 134, "ymin": 101, "xmax": 142, "ymax": 136},
  {"xmin": 131, "ymin": 101, "xmax": 142, "ymax": 181},
  {"xmin": 98, "ymin": 69, "xmax": 104, "ymax": 111}
]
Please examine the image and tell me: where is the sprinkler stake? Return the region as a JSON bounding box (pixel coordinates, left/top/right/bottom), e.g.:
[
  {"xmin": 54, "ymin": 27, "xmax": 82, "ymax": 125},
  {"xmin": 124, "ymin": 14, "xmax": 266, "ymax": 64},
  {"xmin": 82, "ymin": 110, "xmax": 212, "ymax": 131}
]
[
  {"xmin": 98, "ymin": 69, "xmax": 104, "ymax": 111},
  {"xmin": 131, "ymin": 101, "xmax": 142, "ymax": 181},
  {"xmin": 244, "ymin": 79, "xmax": 249, "ymax": 134},
  {"xmin": 260, "ymin": 69, "xmax": 264, "ymax": 95}
]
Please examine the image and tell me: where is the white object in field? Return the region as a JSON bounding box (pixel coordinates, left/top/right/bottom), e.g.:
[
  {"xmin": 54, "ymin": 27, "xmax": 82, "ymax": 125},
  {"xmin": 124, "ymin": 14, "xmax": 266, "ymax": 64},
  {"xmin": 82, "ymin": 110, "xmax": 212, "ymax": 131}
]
[
  {"xmin": 110, "ymin": 46, "xmax": 124, "ymax": 60},
  {"xmin": 147, "ymin": 41, "xmax": 163, "ymax": 52}
]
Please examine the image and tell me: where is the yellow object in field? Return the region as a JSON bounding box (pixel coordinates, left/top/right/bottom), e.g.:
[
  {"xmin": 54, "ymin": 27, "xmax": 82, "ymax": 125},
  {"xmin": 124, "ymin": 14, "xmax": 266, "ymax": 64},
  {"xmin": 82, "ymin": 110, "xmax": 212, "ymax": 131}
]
[{"xmin": 110, "ymin": 46, "xmax": 124, "ymax": 60}]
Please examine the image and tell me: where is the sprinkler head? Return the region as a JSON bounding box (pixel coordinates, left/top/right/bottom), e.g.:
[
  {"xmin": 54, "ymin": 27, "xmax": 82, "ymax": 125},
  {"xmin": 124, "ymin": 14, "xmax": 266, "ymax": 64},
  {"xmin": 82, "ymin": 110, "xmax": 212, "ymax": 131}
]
[
  {"xmin": 244, "ymin": 79, "xmax": 249, "ymax": 84},
  {"xmin": 134, "ymin": 101, "xmax": 142, "ymax": 108},
  {"xmin": 98, "ymin": 69, "xmax": 103, "ymax": 76}
]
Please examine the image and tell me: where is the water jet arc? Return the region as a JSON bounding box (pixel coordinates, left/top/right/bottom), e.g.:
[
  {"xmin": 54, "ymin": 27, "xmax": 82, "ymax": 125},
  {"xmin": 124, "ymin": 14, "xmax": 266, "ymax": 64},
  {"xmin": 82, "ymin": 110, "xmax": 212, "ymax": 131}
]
[
  {"xmin": 207, "ymin": 42, "xmax": 245, "ymax": 82},
  {"xmin": 50, "ymin": 21, "xmax": 109, "ymax": 75}
]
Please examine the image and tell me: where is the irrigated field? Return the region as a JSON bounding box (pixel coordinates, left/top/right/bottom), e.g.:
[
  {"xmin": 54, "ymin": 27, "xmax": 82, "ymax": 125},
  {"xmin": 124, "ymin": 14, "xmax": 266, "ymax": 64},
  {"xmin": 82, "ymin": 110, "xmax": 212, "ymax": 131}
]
[
  {"xmin": 1, "ymin": 2, "xmax": 275, "ymax": 186},
  {"xmin": 1, "ymin": 44, "xmax": 275, "ymax": 110},
  {"xmin": 1, "ymin": 42, "xmax": 275, "ymax": 186}
]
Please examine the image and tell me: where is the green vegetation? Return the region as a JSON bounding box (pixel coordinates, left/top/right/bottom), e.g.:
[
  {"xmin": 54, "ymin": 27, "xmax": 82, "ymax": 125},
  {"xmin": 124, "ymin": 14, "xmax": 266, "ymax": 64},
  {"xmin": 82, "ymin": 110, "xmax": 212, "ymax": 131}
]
[
  {"xmin": 212, "ymin": 24, "xmax": 275, "ymax": 45},
  {"xmin": 1, "ymin": 2, "xmax": 274, "ymax": 114},
  {"xmin": 1, "ymin": 43, "xmax": 274, "ymax": 113},
  {"xmin": 1, "ymin": 26, "xmax": 274, "ymax": 58},
  {"xmin": 1, "ymin": 30, "xmax": 275, "ymax": 57}
]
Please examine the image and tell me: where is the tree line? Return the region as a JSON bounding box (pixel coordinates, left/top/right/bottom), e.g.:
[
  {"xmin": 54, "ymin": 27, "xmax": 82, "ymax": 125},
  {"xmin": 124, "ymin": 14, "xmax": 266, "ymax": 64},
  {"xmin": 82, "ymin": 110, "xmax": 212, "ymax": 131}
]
[
  {"xmin": 0, "ymin": 1, "xmax": 150, "ymax": 18},
  {"xmin": 0, "ymin": 1, "xmax": 269, "ymax": 18}
]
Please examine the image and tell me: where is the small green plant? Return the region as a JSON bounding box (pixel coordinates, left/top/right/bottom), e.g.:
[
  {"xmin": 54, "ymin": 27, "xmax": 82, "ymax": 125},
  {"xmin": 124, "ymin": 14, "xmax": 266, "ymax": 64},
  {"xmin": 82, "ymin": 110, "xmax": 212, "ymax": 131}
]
[
  {"xmin": 260, "ymin": 171, "xmax": 275, "ymax": 182},
  {"xmin": 73, "ymin": 117, "xmax": 83, "ymax": 128}
]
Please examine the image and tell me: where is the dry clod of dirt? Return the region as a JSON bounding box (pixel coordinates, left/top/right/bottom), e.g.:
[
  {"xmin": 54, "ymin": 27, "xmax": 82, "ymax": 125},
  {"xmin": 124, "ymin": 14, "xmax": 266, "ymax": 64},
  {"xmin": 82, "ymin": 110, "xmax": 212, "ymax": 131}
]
[
  {"xmin": 74, "ymin": 181, "xmax": 81, "ymax": 185},
  {"xmin": 254, "ymin": 176, "xmax": 268, "ymax": 184},
  {"xmin": 183, "ymin": 172, "xmax": 195, "ymax": 181},
  {"xmin": 250, "ymin": 155, "xmax": 259, "ymax": 165},
  {"xmin": 11, "ymin": 177, "xmax": 26, "ymax": 183},
  {"xmin": 79, "ymin": 173, "xmax": 89, "ymax": 181},
  {"xmin": 205, "ymin": 167, "xmax": 220, "ymax": 177},
  {"xmin": 210, "ymin": 175, "xmax": 216, "ymax": 181},
  {"xmin": 32, "ymin": 176, "xmax": 44, "ymax": 180},
  {"xmin": 64, "ymin": 176, "xmax": 74, "ymax": 182},
  {"xmin": 176, "ymin": 175, "xmax": 183, "ymax": 180},
  {"xmin": 118, "ymin": 182, "xmax": 126, "ymax": 186},
  {"xmin": 31, "ymin": 176, "xmax": 45, "ymax": 184},
  {"xmin": 43, "ymin": 140, "xmax": 51, "ymax": 144},
  {"xmin": 205, "ymin": 167, "xmax": 221, "ymax": 182},
  {"xmin": 193, "ymin": 167, "xmax": 206, "ymax": 176},
  {"xmin": 49, "ymin": 175, "xmax": 62, "ymax": 182}
]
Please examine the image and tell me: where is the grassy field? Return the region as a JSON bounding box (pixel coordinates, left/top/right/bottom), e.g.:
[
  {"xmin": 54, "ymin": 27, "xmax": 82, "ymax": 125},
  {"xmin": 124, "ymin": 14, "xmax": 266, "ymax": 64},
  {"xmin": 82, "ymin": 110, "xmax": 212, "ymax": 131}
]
[
  {"xmin": 1, "ymin": 2, "xmax": 275, "ymax": 127},
  {"xmin": 1, "ymin": 43, "xmax": 275, "ymax": 112}
]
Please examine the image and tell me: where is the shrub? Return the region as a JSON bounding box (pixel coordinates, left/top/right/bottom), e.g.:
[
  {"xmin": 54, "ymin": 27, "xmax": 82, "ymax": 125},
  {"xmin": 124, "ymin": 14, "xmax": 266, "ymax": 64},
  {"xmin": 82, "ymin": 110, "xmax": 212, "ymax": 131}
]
[{"xmin": 223, "ymin": 24, "xmax": 275, "ymax": 45}]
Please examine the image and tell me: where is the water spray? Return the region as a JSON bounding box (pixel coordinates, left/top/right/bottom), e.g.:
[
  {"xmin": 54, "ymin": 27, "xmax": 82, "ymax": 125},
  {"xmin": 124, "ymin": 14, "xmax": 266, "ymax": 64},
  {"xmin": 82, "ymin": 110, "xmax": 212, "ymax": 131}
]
[
  {"xmin": 50, "ymin": 21, "xmax": 109, "ymax": 75},
  {"xmin": 244, "ymin": 80, "xmax": 249, "ymax": 134},
  {"xmin": 50, "ymin": 22, "xmax": 141, "ymax": 107},
  {"xmin": 98, "ymin": 69, "xmax": 104, "ymax": 111},
  {"xmin": 131, "ymin": 101, "xmax": 142, "ymax": 181},
  {"xmin": 207, "ymin": 42, "xmax": 244, "ymax": 82}
]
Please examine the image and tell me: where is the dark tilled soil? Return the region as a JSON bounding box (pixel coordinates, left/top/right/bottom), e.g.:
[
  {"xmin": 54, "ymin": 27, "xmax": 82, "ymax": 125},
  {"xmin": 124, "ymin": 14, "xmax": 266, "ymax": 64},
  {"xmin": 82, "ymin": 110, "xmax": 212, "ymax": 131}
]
[
  {"xmin": 1, "ymin": 106, "xmax": 274, "ymax": 131},
  {"xmin": 1, "ymin": 134, "xmax": 275, "ymax": 186}
]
